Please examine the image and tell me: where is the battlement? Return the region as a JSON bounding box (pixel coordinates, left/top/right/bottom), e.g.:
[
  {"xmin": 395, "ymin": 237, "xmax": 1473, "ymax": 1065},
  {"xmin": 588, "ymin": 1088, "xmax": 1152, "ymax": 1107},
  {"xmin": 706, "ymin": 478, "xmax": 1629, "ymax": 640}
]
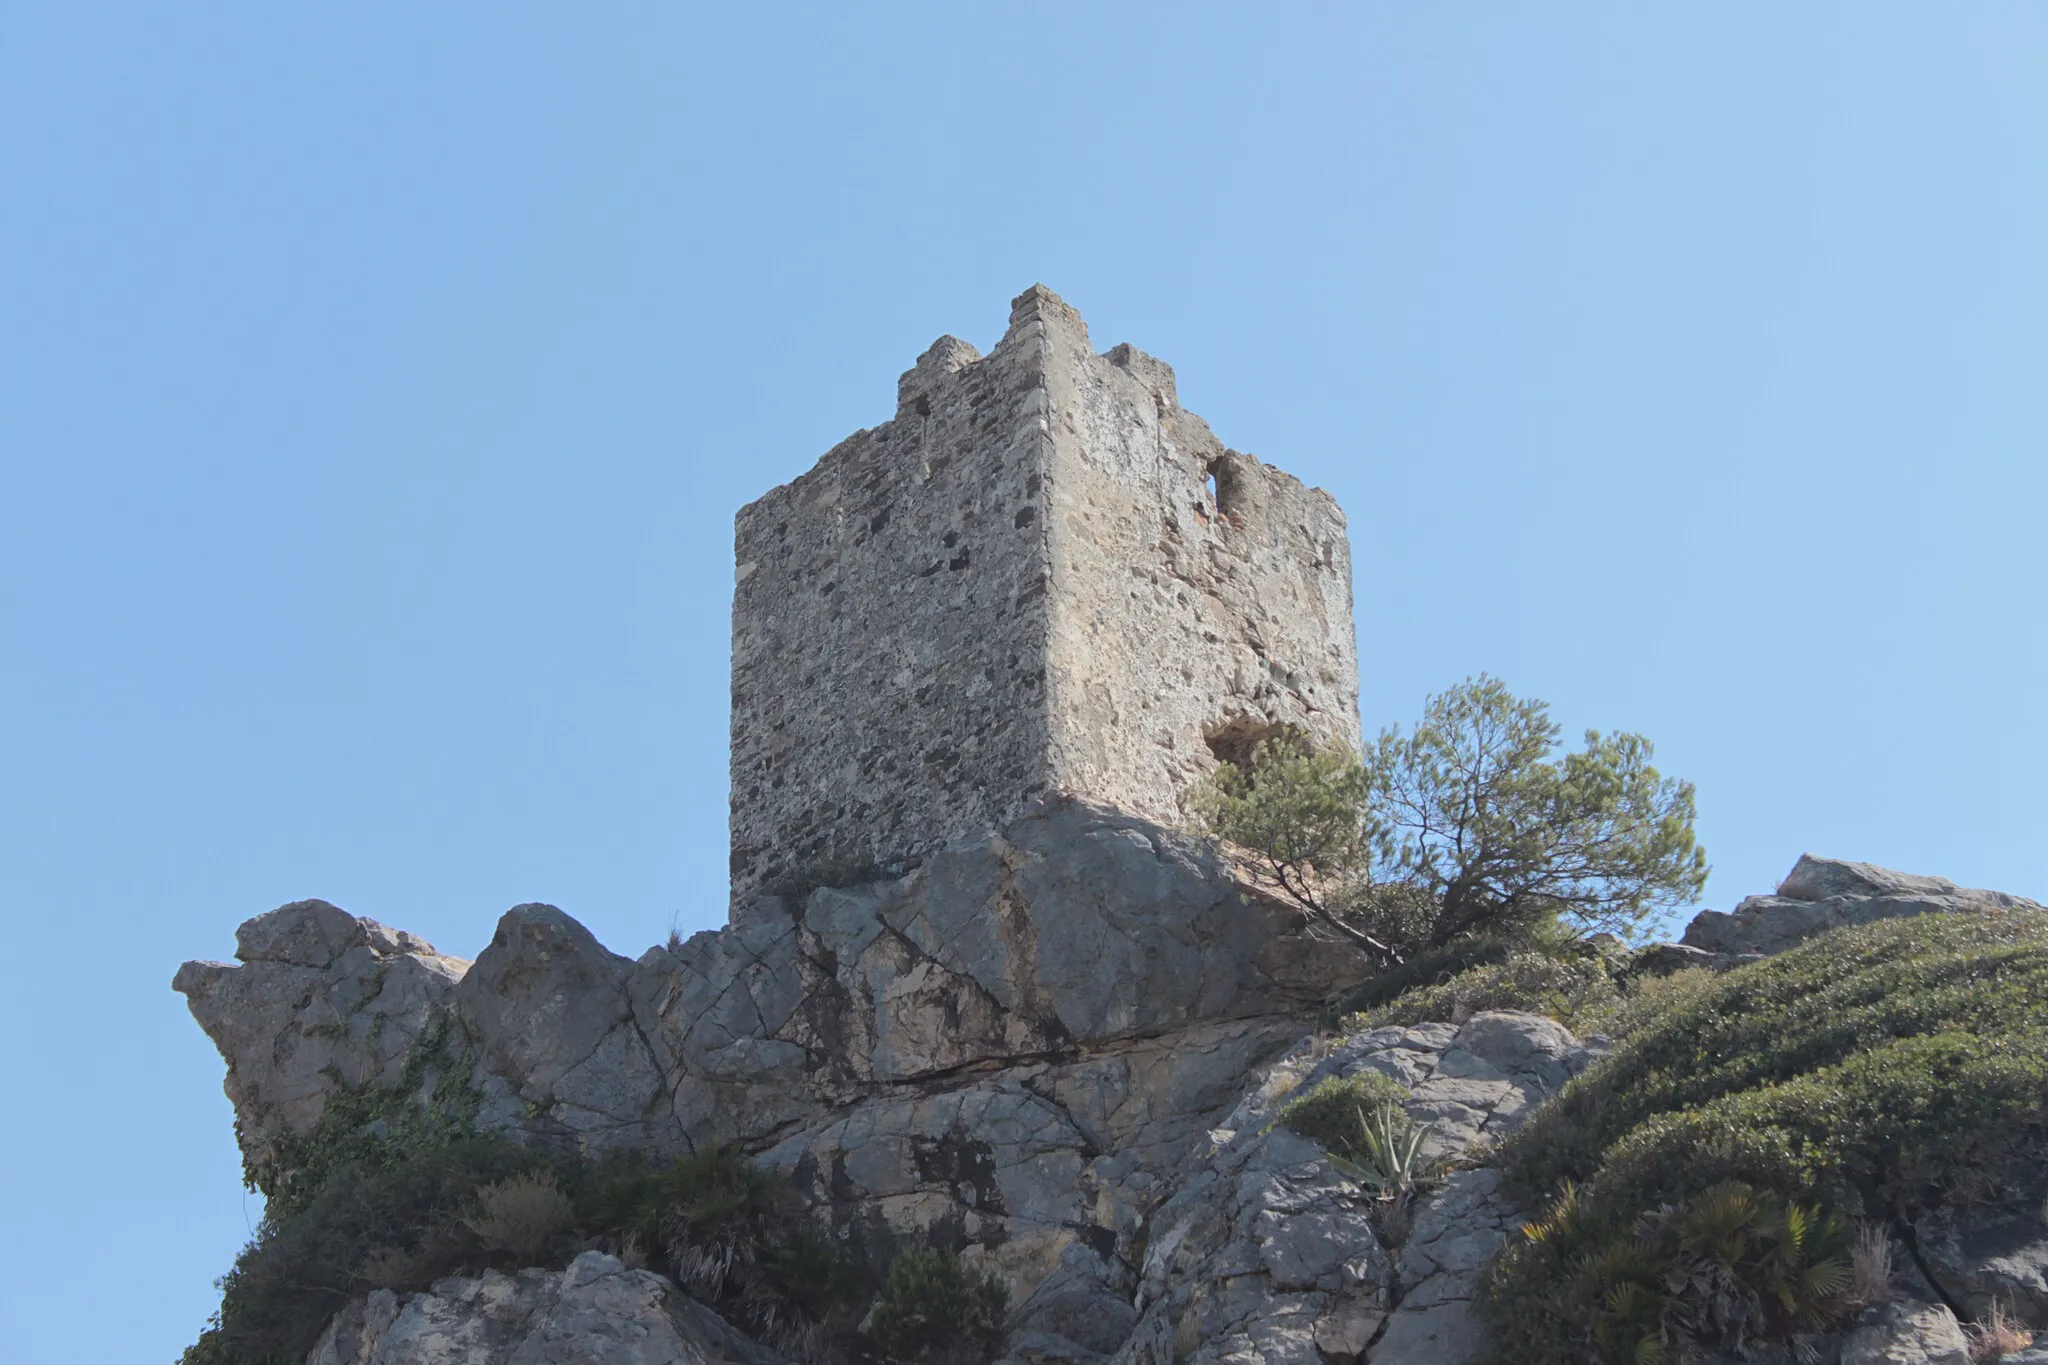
[{"xmin": 729, "ymin": 286, "xmax": 1359, "ymax": 908}]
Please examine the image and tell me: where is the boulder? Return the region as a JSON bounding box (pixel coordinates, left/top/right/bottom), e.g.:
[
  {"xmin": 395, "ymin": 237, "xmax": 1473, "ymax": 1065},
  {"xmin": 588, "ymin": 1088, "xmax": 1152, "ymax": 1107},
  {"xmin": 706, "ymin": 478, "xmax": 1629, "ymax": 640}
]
[
  {"xmin": 457, "ymin": 903, "xmax": 673, "ymax": 1150},
  {"xmin": 305, "ymin": 1251, "xmax": 784, "ymax": 1365},
  {"xmin": 1682, "ymin": 854, "xmax": 2042, "ymax": 957},
  {"xmin": 1916, "ymin": 1204, "xmax": 2048, "ymax": 1326},
  {"xmin": 1839, "ymin": 1302, "xmax": 1971, "ymax": 1365},
  {"xmin": 172, "ymin": 899, "xmax": 470, "ymax": 1165}
]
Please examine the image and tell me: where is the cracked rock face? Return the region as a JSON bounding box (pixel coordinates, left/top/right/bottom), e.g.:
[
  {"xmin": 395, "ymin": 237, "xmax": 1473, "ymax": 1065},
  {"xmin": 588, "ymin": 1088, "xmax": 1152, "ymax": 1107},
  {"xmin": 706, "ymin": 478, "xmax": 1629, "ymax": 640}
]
[
  {"xmin": 1104, "ymin": 1011, "xmax": 1605, "ymax": 1365},
  {"xmin": 176, "ymin": 802, "xmax": 1368, "ymax": 1175},
  {"xmin": 172, "ymin": 899, "xmax": 471, "ymax": 1168},
  {"xmin": 180, "ymin": 853, "xmax": 2047, "ymax": 1363}
]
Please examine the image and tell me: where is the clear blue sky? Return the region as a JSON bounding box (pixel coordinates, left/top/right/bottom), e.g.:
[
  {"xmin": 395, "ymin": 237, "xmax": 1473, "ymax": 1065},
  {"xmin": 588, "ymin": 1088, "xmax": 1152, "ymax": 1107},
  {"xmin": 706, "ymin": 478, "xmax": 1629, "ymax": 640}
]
[{"xmin": 2, "ymin": 5, "xmax": 2042, "ymax": 1360}]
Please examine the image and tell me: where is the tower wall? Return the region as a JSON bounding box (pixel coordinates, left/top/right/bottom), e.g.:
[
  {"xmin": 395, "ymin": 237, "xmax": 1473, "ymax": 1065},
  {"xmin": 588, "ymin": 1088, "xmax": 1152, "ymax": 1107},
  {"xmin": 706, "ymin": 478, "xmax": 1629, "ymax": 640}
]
[
  {"xmin": 729, "ymin": 286, "xmax": 1359, "ymax": 909},
  {"xmin": 729, "ymin": 319, "xmax": 1058, "ymax": 906},
  {"xmin": 1033, "ymin": 293, "xmax": 1361, "ymax": 828}
]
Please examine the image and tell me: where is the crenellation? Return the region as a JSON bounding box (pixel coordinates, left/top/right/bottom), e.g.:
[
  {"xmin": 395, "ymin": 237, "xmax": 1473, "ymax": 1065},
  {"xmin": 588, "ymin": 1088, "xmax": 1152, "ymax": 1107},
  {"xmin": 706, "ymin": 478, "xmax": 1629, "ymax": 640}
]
[{"xmin": 729, "ymin": 286, "xmax": 1359, "ymax": 909}]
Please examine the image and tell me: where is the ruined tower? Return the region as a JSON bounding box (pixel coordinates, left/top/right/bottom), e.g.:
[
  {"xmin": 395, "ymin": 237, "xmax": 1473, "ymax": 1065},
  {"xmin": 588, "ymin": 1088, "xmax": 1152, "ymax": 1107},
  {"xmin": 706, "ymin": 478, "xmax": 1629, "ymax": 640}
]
[{"xmin": 729, "ymin": 286, "xmax": 1359, "ymax": 908}]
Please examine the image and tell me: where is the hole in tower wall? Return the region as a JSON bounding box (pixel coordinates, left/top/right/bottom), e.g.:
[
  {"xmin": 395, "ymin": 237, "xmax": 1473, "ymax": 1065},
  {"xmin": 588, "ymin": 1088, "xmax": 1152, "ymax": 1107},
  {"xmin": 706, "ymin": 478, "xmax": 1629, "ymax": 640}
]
[
  {"xmin": 1207, "ymin": 458, "xmax": 1243, "ymax": 518},
  {"xmin": 1203, "ymin": 717, "xmax": 1306, "ymax": 773}
]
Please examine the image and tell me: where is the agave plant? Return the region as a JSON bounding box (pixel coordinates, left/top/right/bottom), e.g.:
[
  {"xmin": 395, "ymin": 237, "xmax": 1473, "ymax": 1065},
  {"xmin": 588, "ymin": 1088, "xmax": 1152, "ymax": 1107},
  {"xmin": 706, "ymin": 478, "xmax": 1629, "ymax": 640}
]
[{"xmin": 1326, "ymin": 1099, "xmax": 1437, "ymax": 1196}]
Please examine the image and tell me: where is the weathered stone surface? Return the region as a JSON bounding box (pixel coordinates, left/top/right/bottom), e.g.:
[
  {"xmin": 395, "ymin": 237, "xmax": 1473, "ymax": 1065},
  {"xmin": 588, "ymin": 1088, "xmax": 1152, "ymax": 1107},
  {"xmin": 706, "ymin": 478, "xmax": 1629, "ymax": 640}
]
[
  {"xmin": 1213, "ymin": 1011, "xmax": 1606, "ymax": 1164},
  {"xmin": 1839, "ymin": 1301, "xmax": 1972, "ymax": 1365},
  {"xmin": 997, "ymin": 1331, "xmax": 1113, "ymax": 1365},
  {"xmin": 1104, "ymin": 1012, "xmax": 1593, "ymax": 1365},
  {"xmin": 633, "ymin": 800, "xmax": 1362, "ymax": 1147},
  {"xmin": 306, "ymin": 1252, "xmax": 784, "ymax": 1365},
  {"xmin": 1916, "ymin": 1205, "xmax": 2048, "ymax": 1325},
  {"xmin": 1012, "ymin": 1241, "xmax": 1140, "ymax": 1354},
  {"xmin": 177, "ymin": 800, "xmax": 1362, "ymax": 1186},
  {"xmin": 458, "ymin": 904, "xmax": 673, "ymax": 1150},
  {"xmin": 761, "ymin": 1076, "xmax": 1098, "ymax": 1288},
  {"xmin": 729, "ymin": 285, "xmax": 1359, "ymax": 908},
  {"xmin": 172, "ymin": 899, "xmax": 470, "ymax": 1164},
  {"xmin": 1683, "ymin": 853, "xmax": 2043, "ymax": 956},
  {"xmin": 1629, "ymin": 941, "xmax": 1760, "ymax": 975}
]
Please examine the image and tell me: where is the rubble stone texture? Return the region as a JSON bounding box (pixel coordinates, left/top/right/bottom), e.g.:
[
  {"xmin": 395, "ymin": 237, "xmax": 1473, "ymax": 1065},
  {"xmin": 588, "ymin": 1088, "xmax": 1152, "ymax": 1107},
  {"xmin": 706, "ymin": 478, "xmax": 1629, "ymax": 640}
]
[{"xmin": 729, "ymin": 285, "xmax": 1359, "ymax": 907}]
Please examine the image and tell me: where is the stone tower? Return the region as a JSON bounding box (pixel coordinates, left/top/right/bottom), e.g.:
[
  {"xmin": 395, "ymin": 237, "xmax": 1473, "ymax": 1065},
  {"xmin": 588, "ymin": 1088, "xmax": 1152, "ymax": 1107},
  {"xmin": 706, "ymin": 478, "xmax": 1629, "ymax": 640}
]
[{"xmin": 729, "ymin": 286, "xmax": 1359, "ymax": 908}]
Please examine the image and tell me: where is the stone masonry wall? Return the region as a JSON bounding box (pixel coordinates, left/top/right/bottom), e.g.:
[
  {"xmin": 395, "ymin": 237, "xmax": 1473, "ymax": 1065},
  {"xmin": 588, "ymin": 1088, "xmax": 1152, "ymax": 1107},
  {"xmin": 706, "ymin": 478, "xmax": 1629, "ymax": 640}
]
[
  {"xmin": 729, "ymin": 317, "xmax": 1057, "ymax": 907},
  {"xmin": 730, "ymin": 286, "xmax": 1359, "ymax": 909},
  {"xmin": 1035, "ymin": 292, "xmax": 1360, "ymax": 830}
]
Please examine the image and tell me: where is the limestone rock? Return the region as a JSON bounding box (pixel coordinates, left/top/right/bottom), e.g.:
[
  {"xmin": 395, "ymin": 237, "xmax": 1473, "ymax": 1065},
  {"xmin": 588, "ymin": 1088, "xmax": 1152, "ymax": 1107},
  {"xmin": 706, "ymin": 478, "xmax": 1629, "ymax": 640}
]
[
  {"xmin": 172, "ymin": 898, "xmax": 470, "ymax": 1166},
  {"xmin": 1682, "ymin": 853, "xmax": 2042, "ymax": 956},
  {"xmin": 1916, "ymin": 1205, "xmax": 2048, "ymax": 1325},
  {"xmin": 306, "ymin": 1251, "xmax": 784, "ymax": 1365},
  {"xmin": 457, "ymin": 903, "xmax": 673, "ymax": 1150},
  {"xmin": 1108, "ymin": 1012, "xmax": 1595, "ymax": 1365},
  {"xmin": 1211, "ymin": 1011, "xmax": 1606, "ymax": 1164},
  {"xmin": 996, "ymin": 1331, "xmax": 1113, "ymax": 1365},
  {"xmin": 1839, "ymin": 1302, "xmax": 1972, "ymax": 1365},
  {"xmin": 176, "ymin": 803, "xmax": 1358, "ymax": 1194},
  {"xmin": 1012, "ymin": 1241, "xmax": 1140, "ymax": 1354}
]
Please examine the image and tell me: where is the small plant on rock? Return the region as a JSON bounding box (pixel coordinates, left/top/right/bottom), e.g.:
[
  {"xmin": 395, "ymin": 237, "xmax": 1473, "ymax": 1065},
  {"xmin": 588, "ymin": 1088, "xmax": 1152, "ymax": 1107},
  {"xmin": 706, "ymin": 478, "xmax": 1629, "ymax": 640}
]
[
  {"xmin": 864, "ymin": 1247, "xmax": 1009, "ymax": 1364},
  {"xmin": 1274, "ymin": 1071, "xmax": 1412, "ymax": 1164},
  {"xmin": 1325, "ymin": 1100, "xmax": 1437, "ymax": 1199}
]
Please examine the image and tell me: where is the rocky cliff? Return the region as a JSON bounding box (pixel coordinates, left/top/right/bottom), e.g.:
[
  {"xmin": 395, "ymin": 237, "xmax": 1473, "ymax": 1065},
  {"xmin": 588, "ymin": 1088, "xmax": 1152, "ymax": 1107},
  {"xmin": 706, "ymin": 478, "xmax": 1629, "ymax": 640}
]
[{"xmin": 178, "ymin": 836, "xmax": 2047, "ymax": 1364}]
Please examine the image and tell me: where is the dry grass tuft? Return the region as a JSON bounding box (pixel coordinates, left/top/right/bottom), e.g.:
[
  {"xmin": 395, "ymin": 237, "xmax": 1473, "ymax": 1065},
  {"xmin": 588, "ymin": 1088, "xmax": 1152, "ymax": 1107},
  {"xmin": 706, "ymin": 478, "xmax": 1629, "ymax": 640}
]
[
  {"xmin": 464, "ymin": 1172, "xmax": 575, "ymax": 1262},
  {"xmin": 1965, "ymin": 1299, "xmax": 2034, "ymax": 1362},
  {"xmin": 1850, "ymin": 1221, "xmax": 1894, "ymax": 1306}
]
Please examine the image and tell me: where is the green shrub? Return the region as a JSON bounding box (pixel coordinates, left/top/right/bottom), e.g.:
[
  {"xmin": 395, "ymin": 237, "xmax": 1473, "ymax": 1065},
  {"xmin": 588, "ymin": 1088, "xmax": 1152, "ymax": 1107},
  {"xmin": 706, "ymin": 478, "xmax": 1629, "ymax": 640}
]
[
  {"xmin": 183, "ymin": 1136, "xmax": 553, "ymax": 1365},
  {"xmin": 1329, "ymin": 918, "xmax": 1605, "ymax": 1020},
  {"xmin": 1501, "ymin": 1180, "xmax": 1851, "ymax": 1364},
  {"xmin": 865, "ymin": 1248, "xmax": 1009, "ymax": 1364},
  {"xmin": 183, "ymin": 1132, "xmax": 865, "ymax": 1365},
  {"xmin": 1582, "ymin": 963, "xmax": 1720, "ymax": 1040},
  {"xmin": 1475, "ymin": 909, "xmax": 2048, "ymax": 1365},
  {"xmin": 580, "ymin": 1142, "xmax": 793, "ymax": 1298},
  {"xmin": 1348, "ymin": 950, "xmax": 1620, "ymax": 1031},
  {"xmin": 1324, "ymin": 1102, "xmax": 1438, "ymax": 1199},
  {"xmin": 1275, "ymin": 1072, "xmax": 1412, "ymax": 1164},
  {"xmin": 251, "ymin": 1017, "xmax": 483, "ymax": 1219}
]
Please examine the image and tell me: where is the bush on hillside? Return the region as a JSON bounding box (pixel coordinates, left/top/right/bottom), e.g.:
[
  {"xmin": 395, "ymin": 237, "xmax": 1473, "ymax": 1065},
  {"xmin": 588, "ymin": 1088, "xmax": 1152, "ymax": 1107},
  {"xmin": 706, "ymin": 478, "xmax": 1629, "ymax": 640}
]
[
  {"xmin": 183, "ymin": 1137, "xmax": 557, "ymax": 1365},
  {"xmin": 1346, "ymin": 950, "xmax": 1620, "ymax": 1031},
  {"xmin": 465, "ymin": 1170, "xmax": 578, "ymax": 1261},
  {"xmin": 183, "ymin": 1134, "xmax": 871, "ymax": 1365},
  {"xmin": 1475, "ymin": 909, "xmax": 2048, "ymax": 1365},
  {"xmin": 584, "ymin": 1141, "xmax": 793, "ymax": 1299}
]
